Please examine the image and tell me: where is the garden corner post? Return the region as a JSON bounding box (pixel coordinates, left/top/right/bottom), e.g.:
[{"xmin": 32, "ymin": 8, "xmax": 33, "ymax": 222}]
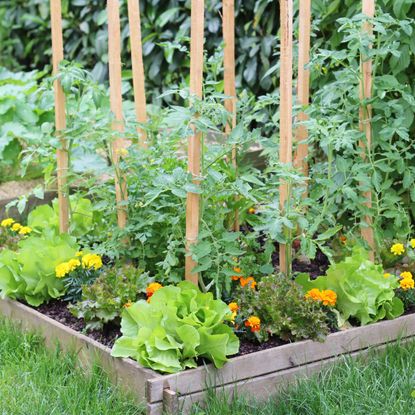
[
  {"xmin": 294, "ymin": 0, "xmax": 311, "ymax": 193},
  {"xmin": 127, "ymin": 0, "xmax": 148, "ymax": 148},
  {"xmin": 108, "ymin": 0, "xmax": 128, "ymax": 229},
  {"xmin": 279, "ymin": 0, "xmax": 294, "ymax": 275},
  {"xmin": 50, "ymin": 0, "xmax": 69, "ymax": 233},
  {"xmin": 185, "ymin": 0, "xmax": 204, "ymax": 285},
  {"xmin": 223, "ymin": 0, "xmax": 239, "ymax": 232},
  {"xmin": 360, "ymin": 0, "xmax": 375, "ymax": 261}
]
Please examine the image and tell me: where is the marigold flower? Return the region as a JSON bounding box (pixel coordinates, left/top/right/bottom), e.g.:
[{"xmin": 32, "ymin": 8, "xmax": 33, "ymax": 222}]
[
  {"xmin": 67, "ymin": 258, "xmax": 80, "ymax": 272},
  {"xmin": 339, "ymin": 235, "xmax": 347, "ymax": 245},
  {"xmin": 233, "ymin": 267, "xmax": 241, "ymax": 274},
  {"xmin": 305, "ymin": 288, "xmax": 337, "ymax": 307},
  {"xmin": 123, "ymin": 301, "xmax": 132, "ymax": 308},
  {"xmin": 55, "ymin": 262, "xmax": 70, "ymax": 278},
  {"xmin": 400, "ymin": 271, "xmax": 413, "ymax": 280},
  {"xmin": 228, "ymin": 302, "xmax": 239, "ymax": 313},
  {"xmin": 248, "ymin": 207, "xmax": 256, "ymax": 214},
  {"xmin": 400, "ymin": 277, "xmax": 414, "ymax": 291},
  {"xmin": 11, "ymin": 223, "xmax": 22, "ymax": 232},
  {"xmin": 245, "ymin": 316, "xmax": 261, "ymax": 333},
  {"xmin": 1, "ymin": 218, "xmax": 14, "ymax": 227},
  {"xmin": 75, "ymin": 251, "xmax": 83, "ymax": 257},
  {"xmin": 82, "ymin": 253, "xmax": 103, "ymax": 270},
  {"xmin": 411, "ymin": 239, "xmax": 415, "ymax": 249},
  {"xmin": 391, "ymin": 243, "xmax": 405, "ymax": 256},
  {"xmin": 18, "ymin": 226, "xmax": 32, "ymax": 235},
  {"xmin": 240, "ymin": 276, "xmax": 257, "ymax": 289},
  {"xmin": 305, "ymin": 288, "xmax": 321, "ymax": 301},
  {"xmin": 146, "ymin": 282, "xmax": 163, "ymax": 299}
]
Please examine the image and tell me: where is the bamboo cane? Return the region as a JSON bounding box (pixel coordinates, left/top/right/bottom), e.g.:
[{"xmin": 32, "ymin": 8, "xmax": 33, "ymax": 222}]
[
  {"xmin": 185, "ymin": 0, "xmax": 204, "ymax": 285},
  {"xmin": 279, "ymin": 0, "xmax": 294, "ymax": 275},
  {"xmin": 223, "ymin": 0, "xmax": 239, "ymax": 231},
  {"xmin": 360, "ymin": 0, "xmax": 375, "ymax": 261},
  {"xmin": 127, "ymin": 0, "xmax": 147, "ymax": 147},
  {"xmin": 294, "ymin": 0, "xmax": 311, "ymax": 190},
  {"xmin": 50, "ymin": 0, "xmax": 69, "ymax": 234},
  {"xmin": 108, "ymin": 0, "xmax": 128, "ymax": 229}
]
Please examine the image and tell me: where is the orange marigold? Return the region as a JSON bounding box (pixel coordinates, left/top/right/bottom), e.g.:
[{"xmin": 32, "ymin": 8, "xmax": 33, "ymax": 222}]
[
  {"xmin": 240, "ymin": 276, "xmax": 257, "ymax": 289},
  {"xmin": 245, "ymin": 316, "xmax": 261, "ymax": 333},
  {"xmin": 146, "ymin": 282, "xmax": 163, "ymax": 298},
  {"xmin": 228, "ymin": 302, "xmax": 239, "ymax": 313},
  {"xmin": 305, "ymin": 288, "xmax": 337, "ymax": 307}
]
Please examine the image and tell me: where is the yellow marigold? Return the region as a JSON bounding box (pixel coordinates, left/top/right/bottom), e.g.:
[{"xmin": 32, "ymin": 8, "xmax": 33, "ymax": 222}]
[
  {"xmin": 75, "ymin": 251, "xmax": 83, "ymax": 257},
  {"xmin": 320, "ymin": 290, "xmax": 337, "ymax": 307},
  {"xmin": 1, "ymin": 218, "xmax": 14, "ymax": 227},
  {"xmin": 400, "ymin": 271, "xmax": 413, "ymax": 280},
  {"xmin": 400, "ymin": 277, "xmax": 414, "ymax": 291},
  {"xmin": 384, "ymin": 273, "xmax": 392, "ymax": 278},
  {"xmin": 11, "ymin": 223, "xmax": 22, "ymax": 232},
  {"xmin": 245, "ymin": 316, "xmax": 261, "ymax": 333},
  {"xmin": 67, "ymin": 258, "xmax": 81, "ymax": 272},
  {"xmin": 240, "ymin": 276, "xmax": 257, "ymax": 289},
  {"xmin": 146, "ymin": 282, "xmax": 163, "ymax": 299},
  {"xmin": 55, "ymin": 262, "xmax": 71, "ymax": 278},
  {"xmin": 228, "ymin": 302, "xmax": 239, "ymax": 313},
  {"xmin": 18, "ymin": 226, "xmax": 32, "ymax": 235},
  {"xmin": 411, "ymin": 239, "xmax": 415, "ymax": 249},
  {"xmin": 391, "ymin": 243, "xmax": 405, "ymax": 256},
  {"xmin": 248, "ymin": 207, "xmax": 256, "ymax": 214},
  {"xmin": 305, "ymin": 288, "xmax": 322, "ymax": 302},
  {"xmin": 82, "ymin": 253, "xmax": 103, "ymax": 270}
]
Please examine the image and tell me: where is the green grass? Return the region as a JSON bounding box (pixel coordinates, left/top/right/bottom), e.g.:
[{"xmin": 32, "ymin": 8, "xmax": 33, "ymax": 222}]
[
  {"xmin": 191, "ymin": 340, "xmax": 415, "ymax": 415},
  {"xmin": 0, "ymin": 319, "xmax": 143, "ymax": 415}
]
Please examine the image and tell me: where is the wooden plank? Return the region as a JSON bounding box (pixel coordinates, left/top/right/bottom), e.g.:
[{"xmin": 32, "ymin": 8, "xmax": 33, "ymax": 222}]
[
  {"xmin": 278, "ymin": 0, "xmax": 294, "ymax": 275},
  {"xmin": 360, "ymin": 0, "xmax": 375, "ymax": 260},
  {"xmin": 127, "ymin": 0, "xmax": 148, "ymax": 147},
  {"xmin": 223, "ymin": 0, "xmax": 239, "ymax": 232},
  {"xmin": 175, "ymin": 337, "xmax": 415, "ymax": 414},
  {"xmin": 108, "ymin": 0, "xmax": 128, "ymax": 229},
  {"xmin": 146, "ymin": 312, "xmax": 415, "ymax": 403},
  {"xmin": 185, "ymin": 0, "xmax": 204, "ymax": 285},
  {"xmin": 0, "ymin": 298, "xmax": 159, "ymax": 402},
  {"xmin": 294, "ymin": 0, "xmax": 311, "ymax": 192},
  {"xmin": 50, "ymin": 0, "xmax": 69, "ymax": 233}
]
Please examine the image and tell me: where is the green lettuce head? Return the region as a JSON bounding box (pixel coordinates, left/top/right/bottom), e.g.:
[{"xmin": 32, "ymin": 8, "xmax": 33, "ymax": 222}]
[
  {"xmin": 111, "ymin": 281, "xmax": 239, "ymax": 373},
  {"xmin": 296, "ymin": 247, "xmax": 403, "ymax": 326}
]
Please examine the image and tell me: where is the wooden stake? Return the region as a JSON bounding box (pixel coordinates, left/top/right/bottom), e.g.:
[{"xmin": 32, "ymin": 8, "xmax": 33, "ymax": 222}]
[
  {"xmin": 50, "ymin": 0, "xmax": 69, "ymax": 233},
  {"xmin": 294, "ymin": 0, "xmax": 311, "ymax": 188},
  {"xmin": 127, "ymin": 0, "xmax": 148, "ymax": 147},
  {"xmin": 185, "ymin": 0, "xmax": 204, "ymax": 285},
  {"xmin": 223, "ymin": 0, "xmax": 239, "ymax": 232},
  {"xmin": 360, "ymin": 0, "xmax": 375, "ymax": 260},
  {"xmin": 279, "ymin": 0, "xmax": 294, "ymax": 275},
  {"xmin": 108, "ymin": 0, "xmax": 128, "ymax": 228}
]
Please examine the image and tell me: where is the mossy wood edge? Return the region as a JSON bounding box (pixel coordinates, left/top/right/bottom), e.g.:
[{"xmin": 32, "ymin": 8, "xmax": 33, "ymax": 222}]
[{"xmin": 1, "ymin": 298, "xmax": 414, "ymax": 415}]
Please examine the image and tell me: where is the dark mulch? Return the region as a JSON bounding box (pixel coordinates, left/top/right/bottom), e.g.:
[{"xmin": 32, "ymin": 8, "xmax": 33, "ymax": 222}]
[{"xmin": 36, "ymin": 300, "xmax": 120, "ymax": 348}]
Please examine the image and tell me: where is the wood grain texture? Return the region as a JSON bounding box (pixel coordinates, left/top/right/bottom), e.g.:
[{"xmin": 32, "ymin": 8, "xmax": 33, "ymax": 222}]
[
  {"xmin": 278, "ymin": 0, "xmax": 294, "ymax": 274},
  {"xmin": 50, "ymin": 0, "xmax": 69, "ymax": 233},
  {"xmin": 127, "ymin": 0, "xmax": 148, "ymax": 147},
  {"xmin": 223, "ymin": 0, "xmax": 239, "ymax": 231},
  {"xmin": 294, "ymin": 0, "xmax": 311, "ymax": 188},
  {"xmin": 185, "ymin": 0, "xmax": 204, "ymax": 285},
  {"xmin": 360, "ymin": 0, "xmax": 375, "ymax": 260},
  {"xmin": 146, "ymin": 312, "xmax": 415, "ymax": 403},
  {"xmin": 0, "ymin": 299, "xmax": 159, "ymax": 402},
  {"xmin": 108, "ymin": 0, "xmax": 128, "ymax": 228}
]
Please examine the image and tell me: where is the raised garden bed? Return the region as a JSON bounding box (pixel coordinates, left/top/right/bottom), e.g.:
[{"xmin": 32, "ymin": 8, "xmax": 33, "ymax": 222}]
[{"xmin": 1, "ymin": 297, "xmax": 414, "ymax": 415}]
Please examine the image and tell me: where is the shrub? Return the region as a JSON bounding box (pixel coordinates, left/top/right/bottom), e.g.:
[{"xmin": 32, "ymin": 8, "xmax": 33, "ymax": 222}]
[
  {"xmin": 111, "ymin": 281, "xmax": 239, "ymax": 373},
  {"xmin": 69, "ymin": 265, "xmax": 150, "ymax": 331}
]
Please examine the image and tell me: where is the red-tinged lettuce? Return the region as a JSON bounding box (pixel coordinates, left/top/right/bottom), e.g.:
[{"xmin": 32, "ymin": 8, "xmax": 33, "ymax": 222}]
[
  {"xmin": 111, "ymin": 281, "xmax": 239, "ymax": 374},
  {"xmin": 296, "ymin": 247, "xmax": 403, "ymax": 326}
]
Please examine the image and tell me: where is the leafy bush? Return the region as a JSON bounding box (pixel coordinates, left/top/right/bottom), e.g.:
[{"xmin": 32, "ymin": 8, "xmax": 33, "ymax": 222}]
[
  {"xmin": 69, "ymin": 265, "xmax": 150, "ymax": 331},
  {"xmin": 0, "ymin": 233, "xmax": 79, "ymax": 306},
  {"xmin": 111, "ymin": 281, "xmax": 239, "ymax": 373},
  {"xmin": 296, "ymin": 248, "xmax": 404, "ymax": 326},
  {"xmin": 235, "ymin": 274, "xmax": 332, "ymax": 343}
]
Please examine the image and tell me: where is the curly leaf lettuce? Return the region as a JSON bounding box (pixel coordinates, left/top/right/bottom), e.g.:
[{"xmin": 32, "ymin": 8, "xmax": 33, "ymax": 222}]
[
  {"xmin": 296, "ymin": 248, "xmax": 403, "ymax": 326},
  {"xmin": 111, "ymin": 282, "xmax": 239, "ymax": 373}
]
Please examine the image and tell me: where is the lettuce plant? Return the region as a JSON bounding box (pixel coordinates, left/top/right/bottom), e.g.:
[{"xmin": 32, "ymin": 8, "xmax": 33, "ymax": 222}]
[
  {"xmin": 0, "ymin": 233, "xmax": 78, "ymax": 306},
  {"xmin": 296, "ymin": 248, "xmax": 404, "ymax": 326},
  {"xmin": 111, "ymin": 282, "xmax": 239, "ymax": 374}
]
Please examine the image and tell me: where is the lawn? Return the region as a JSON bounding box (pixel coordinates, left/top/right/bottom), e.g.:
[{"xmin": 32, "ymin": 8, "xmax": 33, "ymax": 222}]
[
  {"xmin": 0, "ymin": 319, "xmax": 142, "ymax": 415},
  {"xmin": 2, "ymin": 317, "xmax": 415, "ymax": 415}
]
